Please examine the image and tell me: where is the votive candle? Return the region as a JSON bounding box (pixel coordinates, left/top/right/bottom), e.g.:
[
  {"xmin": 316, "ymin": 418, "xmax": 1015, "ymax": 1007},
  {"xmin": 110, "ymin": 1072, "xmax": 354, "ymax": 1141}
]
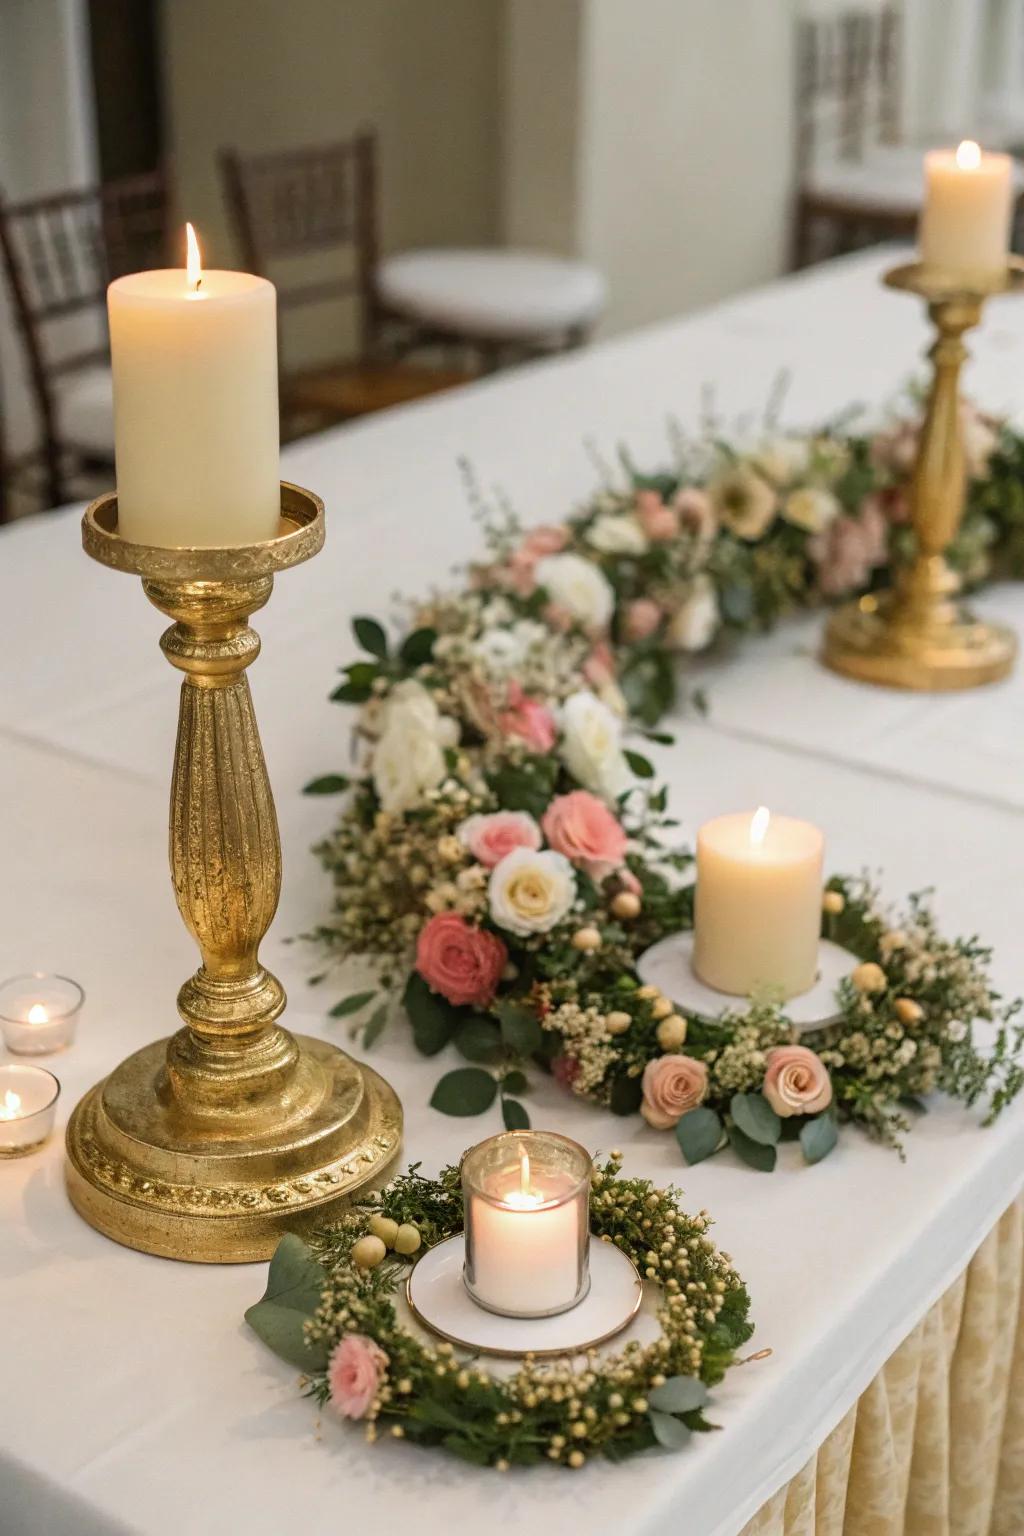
[
  {"xmin": 0, "ymin": 1065, "xmax": 60, "ymax": 1157},
  {"xmin": 0, "ymin": 973, "xmax": 84, "ymax": 1054}
]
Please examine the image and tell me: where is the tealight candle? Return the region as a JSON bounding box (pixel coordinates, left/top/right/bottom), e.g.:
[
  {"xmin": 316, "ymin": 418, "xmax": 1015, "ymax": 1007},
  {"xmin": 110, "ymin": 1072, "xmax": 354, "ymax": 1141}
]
[
  {"xmin": 693, "ymin": 807, "xmax": 824, "ymax": 1001},
  {"xmin": 0, "ymin": 974, "xmax": 84, "ymax": 1054},
  {"xmin": 920, "ymin": 140, "xmax": 1013, "ymax": 279},
  {"xmin": 462, "ymin": 1131, "xmax": 591, "ymax": 1317},
  {"xmin": 0, "ymin": 1065, "xmax": 60, "ymax": 1157}
]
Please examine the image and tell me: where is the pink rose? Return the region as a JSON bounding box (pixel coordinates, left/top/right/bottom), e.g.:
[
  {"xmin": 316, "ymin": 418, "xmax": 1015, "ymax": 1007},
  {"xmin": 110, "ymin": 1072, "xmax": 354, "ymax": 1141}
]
[
  {"xmin": 641, "ymin": 1054, "xmax": 709, "ymax": 1129},
  {"xmin": 499, "ymin": 681, "xmax": 557, "ymax": 752},
  {"xmin": 521, "ymin": 524, "xmax": 568, "ymax": 560},
  {"xmin": 762, "ymin": 1045, "xmax": 832, "ymax": 1118},
  {"xmin": 635, "ymin": 489, "xmax": 679, "ymax": 542},
  {"xmin": 458, "ymin": 809, "xmax": 542, "ymax": 868},
  {"xmin": 674, "ymin": 487, "xmax": 717, "ymax": 543},
  {"xmin": 328, "ymin": 1334, "xmax": 388, "ymax": 1420},
  {"xmin": 415, "ymin": 912, "xmax": 508, "ymax": 1008},
  {"xmin": 504, "ymin": 526, "xmax": 569, "ymax": 596},
  {"xmin": 552, "ymin": 1053, "xmax": 580, "ymax": 1089},
  {"xmin": 542, "ymin": 790, "xmax": 628, "ymax": 881},
  {"xmin": 808, "ymin": 506, "xmax": 889, "ymax": 598},
  {"xmin": 582, "ymin": 641, "xmax": 616, "ymax": 689},
  {"xmin": 623, "ymin": 598, "xmax": 662, "ymax": 642}
]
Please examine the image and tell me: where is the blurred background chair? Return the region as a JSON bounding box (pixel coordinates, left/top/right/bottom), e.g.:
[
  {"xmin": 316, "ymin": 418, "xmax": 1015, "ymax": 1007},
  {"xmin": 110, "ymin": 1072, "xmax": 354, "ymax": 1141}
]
[
  {"xmin": 0, "ymin": 166, "xmax": 169, "ymax": 513},
  {"xmin": 220, "ymin": 132, "xmax": 605, "ymax": 437}
]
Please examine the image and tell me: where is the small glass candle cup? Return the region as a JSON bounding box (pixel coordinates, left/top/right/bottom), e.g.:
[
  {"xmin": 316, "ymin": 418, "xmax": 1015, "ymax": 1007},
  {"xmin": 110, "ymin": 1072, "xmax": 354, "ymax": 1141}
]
[
  {"xmin": 0, "ymin": 974, "xmax": 84, "ymax": 1055},
  {"xmin": 0, "ymin": 1064, "xmax": 61, "ymax": 1157},
  {"xmin": 462, "ymin": 1130, "xmax": 592, "ymax": 1318}
]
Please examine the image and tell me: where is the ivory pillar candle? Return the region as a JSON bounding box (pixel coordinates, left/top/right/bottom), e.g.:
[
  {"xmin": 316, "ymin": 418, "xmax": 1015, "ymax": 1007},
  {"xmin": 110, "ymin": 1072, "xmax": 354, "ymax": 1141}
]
[
  {"xmin": 109, "ymin": 224, "xmax": 280, "ymax": 547},
  {"xmin": 693, "ymin": 808, "xmax": 824, "ymax": 1001},
  {"xmin": 462, "ymin": 1132, "xmax": 590, "ymax": 1317},
  {"xmin": 920, "ymin": 141, "xmax": 1013, "ymax": 279}
]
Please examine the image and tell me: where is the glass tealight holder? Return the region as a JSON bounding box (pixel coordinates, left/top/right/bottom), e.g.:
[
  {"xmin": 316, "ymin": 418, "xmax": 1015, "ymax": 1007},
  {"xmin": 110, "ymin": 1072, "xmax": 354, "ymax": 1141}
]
[
  {"xmin": 462, "ymin": 1130, "xmax": 592, "ymax": 1318},
  {"xmin": 0, "ymin": 974, "xmax": 84, "ymax": 1055},
  {"xmin": 0, "ymin": 1064, "xmax": 61, "ymax": 1157}
]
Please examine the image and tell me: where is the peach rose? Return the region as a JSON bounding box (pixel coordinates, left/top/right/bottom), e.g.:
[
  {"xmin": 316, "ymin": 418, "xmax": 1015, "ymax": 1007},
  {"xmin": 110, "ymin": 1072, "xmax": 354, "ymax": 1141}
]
[
  {"xmin": 582, "ymin": 641, "xmax": 616, "ymax": 689},
  {"xmin": 635, "ymin": 489, "xmax": 679, "ymax": 542},
  {"xmin": 674, "ymin": 486, "xmax": 717, "ymax": 543},
  {"xmin": 457, "ymin": 810, "xmax": 541, "ymax": 868},
  {"xmin": 499, "ymin": 681, "xmax": 557, "ymax": 752},
  {"xmin": 624, "ymin": 598, "xmax": 662, "ymax": 642},
  {"xmin": 415, "ymin": 911, "xmax": 508, "ymax": 1008},
  {"xmin": 762, "ymin": 1045, "xmax": 832, "ymax": 1118},
  {"xmin": 327, "ymin": 1334, "xmax": 388, "ymax": 1420},
  {"xmin": 641, "ymin": 1053, "xmax": 709, "ymax": 1129},
  {"xmin": 542, "ymin": 790, "xmax": 627, "ymax": 881}
]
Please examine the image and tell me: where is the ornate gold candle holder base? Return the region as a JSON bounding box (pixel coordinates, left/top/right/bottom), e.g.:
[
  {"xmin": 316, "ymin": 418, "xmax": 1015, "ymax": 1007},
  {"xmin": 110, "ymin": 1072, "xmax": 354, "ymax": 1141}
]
[
  {"xmin": 66, "ymin": 487, "xmax": 402, "ymax": 1262},
  {"xmin": 823, "ymin": 259, "xmax": 1023, "ymax": 692}
]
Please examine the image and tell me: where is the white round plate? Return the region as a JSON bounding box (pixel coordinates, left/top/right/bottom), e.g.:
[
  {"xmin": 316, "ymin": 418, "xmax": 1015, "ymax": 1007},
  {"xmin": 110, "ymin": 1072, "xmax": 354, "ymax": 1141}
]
[
  {"xmin": 636, "ymin": 932, "xmax": 858, "ymax": 1033},
  {"xmin": 406, "ymin": 1234, "xmax": 643, "ymax": 1358}
]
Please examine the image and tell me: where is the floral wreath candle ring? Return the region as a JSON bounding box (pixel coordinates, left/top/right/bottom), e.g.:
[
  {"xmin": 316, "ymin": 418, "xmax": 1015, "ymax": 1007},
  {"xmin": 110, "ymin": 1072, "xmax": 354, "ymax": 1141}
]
[{"xmin": 305, "ymin": 402, "xmax": 1024, "ymax": 1172}]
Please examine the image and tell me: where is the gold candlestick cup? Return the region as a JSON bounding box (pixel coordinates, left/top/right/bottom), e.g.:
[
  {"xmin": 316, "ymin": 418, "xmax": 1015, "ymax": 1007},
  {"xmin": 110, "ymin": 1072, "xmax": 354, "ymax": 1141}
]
[
  {"xmin": 823, "ymin": 259, "xmax": 1023, "ymax": 690},
  {"xmin": 65, "ymin": 486, "xmax": 402, "ymax": 1262}
]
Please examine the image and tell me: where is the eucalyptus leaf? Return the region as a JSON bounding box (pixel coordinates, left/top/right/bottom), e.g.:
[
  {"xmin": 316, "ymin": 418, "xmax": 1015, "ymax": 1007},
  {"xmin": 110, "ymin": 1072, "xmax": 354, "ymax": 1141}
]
[
  {"xmin": 624, "ymin": 749, "xmax": 655, "ymax": 779},
  {"xmin": 800, "ymin": 1110, "xmax": 839, "ymax": 1165},
  {"xmin": 730, "ymin": 1092, "xmax": 781, "ymax": 1146},
  {"xmin": 501, "ymin": 1097, "xmax": 531, "ymax": 1131},
  {"xmin": 648, "ymin": 1375, "xmax": 709, "ymax": 1414},
  {"xmin": 403, "ymin": 972, "xmax": 458, "ymax": 1056},
  {"xmin": 329, "ymin": 990, "xmax": 377, "ymax": 1019},
  {"xmin": 399, "ymin": 627, "xmax": 437, "ymax": 666},
  {"xmin": 362, "ymin": 1002, "xmax": 389, "ymax": 1048},
  {"xmin": 302, "ymin": 773, "xmax": 350, "ymax": 795},
  {"xmin": 454, "ymin": 1016, "xmax": 504, "ymax": 1064},
  {"xmin": 430, "ymin": 1067, "xmax": 498, "ymax": 1117},
  {"xmin": 609, "ymin": 1072, "xmax": 644, "ymax": 1116},
  {"xmin": 502, "ymin": 1069, "xmax": 528, "ymax": 1095},
  {"xmin": 498, "ymin": 1000, "xmax": 543, "ymax": 1057},
  {"xmin": 648, "ymin": 1409, "xmax": 692, "ymax": 1450},
  {"xmin": 675, "ymin": 1106, "xmax": 724, "ymax": 1165},
  {"xmin": 330, "ymin": 680, "xmax": 371, "ymax": 704},
  {"xmin": 727, "ymin": 1123, "xmax": 777, "ymax": 1172},
  {"xmin": 352, "ymin": 616, "xmax": 388, "ymax": 658},
  {"xmin": 244, "ymin": 1234, "xmax": 329, "ymax": 1370}
]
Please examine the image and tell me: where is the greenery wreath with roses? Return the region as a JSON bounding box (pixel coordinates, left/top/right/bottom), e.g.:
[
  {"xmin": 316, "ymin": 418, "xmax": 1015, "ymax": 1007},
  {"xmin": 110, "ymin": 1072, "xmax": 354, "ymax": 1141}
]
[{"xmin": 303, "ymin": 396, "xmax": 1024, "ymax": 1171}]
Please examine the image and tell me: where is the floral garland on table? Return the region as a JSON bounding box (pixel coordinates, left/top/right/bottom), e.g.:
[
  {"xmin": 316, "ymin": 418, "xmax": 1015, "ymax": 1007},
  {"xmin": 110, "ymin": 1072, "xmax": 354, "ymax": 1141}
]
[
  {"xmin": 245, "ymin": 1157, "xmax": 754, "ymax": 1468},
  {"xmin": 303, "ymin": 398, "xmax": 1024, "ymax": 1171}
]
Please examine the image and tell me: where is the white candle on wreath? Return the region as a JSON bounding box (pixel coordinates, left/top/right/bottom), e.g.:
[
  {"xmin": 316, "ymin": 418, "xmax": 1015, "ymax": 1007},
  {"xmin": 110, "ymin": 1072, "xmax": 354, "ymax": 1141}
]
[
  {"xmin": 920, "ymin": 140, "xmax": 1013, "ymax": 279},
  {"xmin": 108, "ymin": 223, "xmax": 280, "ymax": 548},
  {"xmin": 693, "ymin": 807, "xmax": 824, "ymax": 1001}
]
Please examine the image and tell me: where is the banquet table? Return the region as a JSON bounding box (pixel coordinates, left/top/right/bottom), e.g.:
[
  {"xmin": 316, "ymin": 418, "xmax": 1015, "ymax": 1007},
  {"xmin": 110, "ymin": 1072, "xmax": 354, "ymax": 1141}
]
[{"xmin": 2, "ymin": 244, "xmax": 1024, "ymax": 1536}]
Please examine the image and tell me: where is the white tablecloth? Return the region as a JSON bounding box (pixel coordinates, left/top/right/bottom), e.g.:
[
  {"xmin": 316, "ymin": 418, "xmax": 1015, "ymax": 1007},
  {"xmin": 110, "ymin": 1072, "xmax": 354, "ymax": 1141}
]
[{"xmin": 2, "ymin": 247, "xmax": 1024, "ymax": 1536}]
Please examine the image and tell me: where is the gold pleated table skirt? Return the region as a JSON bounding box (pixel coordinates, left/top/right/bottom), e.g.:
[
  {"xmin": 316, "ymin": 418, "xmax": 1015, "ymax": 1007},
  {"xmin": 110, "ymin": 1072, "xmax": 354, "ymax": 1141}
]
[{"xmin": 743, "ymin": 1197, "xmax": 1024, "ymax": 1536}]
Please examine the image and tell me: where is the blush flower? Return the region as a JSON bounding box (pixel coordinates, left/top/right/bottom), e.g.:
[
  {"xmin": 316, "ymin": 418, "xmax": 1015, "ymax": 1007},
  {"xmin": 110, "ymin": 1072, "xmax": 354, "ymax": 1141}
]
[
  {"xmin": 635, "ymin": 489, "xmax": 679, "ymax": 541},
  {"xmin": 641, "ymin": 1054, "xmax": 709, "ymax": 1129},
  {"xmin": 327, "ymin": 1334, "xmax": 389, "ymax": 1420},
  {"xmin": 457, "ymin": 810, "xmax": 542, "ymax": 869},
  {"xmin": 762, "ymin": 1045, "xmax": 832, "ymax": 1117},
  {"xmin": 542, "ymin": 791, "xmax": 628, "ymax": 881},
  {"xmin": 499, "ymin": 681, "xmax": 557, "ymax": 752},
  {"xmin": 415, "ymin": 912, "xmax": 507, "ymax": 1007},
  {"xmin": 624, "ymin": 598, "xmax": 662, "ymax": 642}
]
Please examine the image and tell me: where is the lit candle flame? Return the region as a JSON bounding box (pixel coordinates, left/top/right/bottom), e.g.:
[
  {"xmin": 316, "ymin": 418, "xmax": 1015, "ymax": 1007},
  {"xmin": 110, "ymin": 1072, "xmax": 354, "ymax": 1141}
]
[
  {"xmin": 956, "ymin": 139, "xmax": 982, "ymax": 171},
  {"xmin": 27, "ymin": 1003, "xmax": 48, "ymax": 1025},
  {"xmin": 185, "ymin": 222, "xmax": 203, "ymax": 292},
  {"xmin": 519, "ymin": 1147, "xmax": 532, "ymax": 1198},
  {"xmin": 0, "ymin": 1089, "xmax": 22, "ymax": 1120},
  {"xmin": 750, "ymin": 805, "xmax": 771, "ymax": 847}
]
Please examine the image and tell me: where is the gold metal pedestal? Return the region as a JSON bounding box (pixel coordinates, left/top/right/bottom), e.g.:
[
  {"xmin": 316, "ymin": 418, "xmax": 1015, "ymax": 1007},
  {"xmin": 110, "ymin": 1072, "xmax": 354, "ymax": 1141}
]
[
  {"xmin": 823, "ymin": 259, "xmax": 1023, "ymax": 691},
  {"xmin": 65, "ymin": 485, "xmax": 402, "ymax": 1262}
]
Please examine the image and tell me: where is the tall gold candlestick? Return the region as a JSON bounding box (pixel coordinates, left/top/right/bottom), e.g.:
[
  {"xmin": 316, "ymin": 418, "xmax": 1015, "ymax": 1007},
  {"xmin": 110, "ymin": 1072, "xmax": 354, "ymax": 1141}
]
[
  {"xmin": 65, "ymin": 485, "xmax": 401, "ymax": 1262},
  {"xmin": 822, "ymin": 259, "xmax": 1023, "ymax": 690}
]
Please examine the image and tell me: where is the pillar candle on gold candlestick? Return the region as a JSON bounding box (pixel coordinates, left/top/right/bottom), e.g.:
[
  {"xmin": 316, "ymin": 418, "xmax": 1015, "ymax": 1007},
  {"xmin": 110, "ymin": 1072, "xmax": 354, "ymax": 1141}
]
[
  {"xmin": 109, "ymin": 224, "xmax": 280, "ymax": 547},
  {"xmin": 920, "ymin": 140, "xmax": 1013, "ymax": 279},
  {"xmin": 693, "ymin": 808, "xmax": 824, "ymax": 1001}
]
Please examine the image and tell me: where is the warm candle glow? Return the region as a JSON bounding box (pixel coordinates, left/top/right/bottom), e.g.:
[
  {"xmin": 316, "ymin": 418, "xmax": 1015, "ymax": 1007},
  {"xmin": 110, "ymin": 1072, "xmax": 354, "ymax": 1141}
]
[
  {"xmin": 27, "ymin": 1004, "xmax": 48, "ymax": 1025},
  {"xmin": 520, "ymin": 1147, "xmax": 531, "ymax": 1197},
  {"xmin": 185, "ymin": 221, "xmax": 203, "ymax": 293},
  {"xmin": 956, "ymin": 139, "xmax": 982, "ymax": 171},
  {"xmin": 0, "ymin": 1089, "xmax": 22, "ymax": 1120},
  {"xmin": 750, "ymin": 805, "xmax": 771, "ymax": 847}
]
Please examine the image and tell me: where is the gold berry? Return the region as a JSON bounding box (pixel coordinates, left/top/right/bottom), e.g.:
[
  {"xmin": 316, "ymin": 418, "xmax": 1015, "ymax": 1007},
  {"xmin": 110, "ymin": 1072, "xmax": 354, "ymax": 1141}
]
[
  {"xmin": 656, "ymin": 1013, "xmax": 688, "ymax": 1050},
  {"xmin": 351, "ymin": 1234, "xmax": 387, "ymax": 1269},
  {"xmin": 394, "ymin": 1223, "xmax": 422, "ymax": 1256},
  {"xmin": 852, "ymin": 962, "xmax": 887, "ymax": 994},
  {"xmin": 822, "ymin": 890, "xmax": 845, "ymax": 915},
  {"xmin": 368, "ymin": 1214, "xmax": 399, "ymax": 1247},
  {"xmin": 572, "ymin": 926, "xmax": 602, "ymax": 952},
  {"xmin": 606, "ymin": 1010, "xmax": 632, "ymax": 1035},
  {"xmin": 895, "ymin": 997, "xmax": 924, "ymax": 1025},
  {"xmin": 611, "ymin": 890, "xmax": 641, "ymax": 920},
  {"xmin": 636, "ymin": 984, "xmax": 660, "ymax": 1000},
  {"xmin": 650, "ymin": 996, "xmax": 673, "ymax": 1020}
]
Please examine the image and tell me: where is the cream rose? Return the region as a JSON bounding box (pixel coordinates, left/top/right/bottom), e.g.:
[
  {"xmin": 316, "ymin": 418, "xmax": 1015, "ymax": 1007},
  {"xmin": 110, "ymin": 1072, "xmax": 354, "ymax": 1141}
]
[
  {"xmin": 754, "ymin": 436, "xmax": 811, "ymax": 486},
  {"xmin": 668, "ymin": 574, "xmax": 719, "ymax": 652},
  {"xmin": 762, "ymin": 1045, "xmax": 832, "ymax": 1118},
  {"xmin": 535, "ymin": 553, "xmax": 615, "ymax": 632},
  {"xmin": 488, "ymin": 847, "xmax": 577, "ymax": 937},
  {"xmin": 372, "ymin": 681, "xmax": 458, "ymax": 814},
  {"xmin": 586, "ymin": 513, "xmax": 649, "ymax": 556},
  {"xmin": 709, "ymin": 463, "xmax": 778, "ymax": 541},
  {"xmin": 782, "ymin": 486, "xmax": 841, "ymax": 534},
  {"xmin": 559, "ymin": 689, "xmax": 633, "ymax": 801},
  {"xmin": 641, "ymin": 1054, "xmax": 709, "ymax": 1129}
]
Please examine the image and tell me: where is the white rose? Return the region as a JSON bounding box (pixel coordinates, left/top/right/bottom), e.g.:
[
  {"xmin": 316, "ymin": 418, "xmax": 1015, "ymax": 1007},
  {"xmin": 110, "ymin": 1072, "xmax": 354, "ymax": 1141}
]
[
  {"xmin": 782, "ymin": 486, "xmax": 841, "ymax": 534},
  {"xmin": 488, "ymin": 847, "xmax": 577, "ymax": 936},
  {"xmin": 586, "ymin": 513, "xmax": 649, "ymax": 556},
  {"xmin": 535, "ymin": 553, "xmax": 615, "ymax": 631},
  {"xmin": 472, "ymin": 627, "xmax": 527, "ymax": 674},
  {"xmin": 668, "ymin": 574, "xmax": 719, "ymax": 652},
  {"xmin": 372, "ymin": 682, "xmax": 458, "ymax": 814},
  {"xmin": 560, "ymin": 689, "xmax": 633, "ymax": 800},
  {"xmin": 755, "ymin": 436, "xmax": 811, "ymax": 485}
]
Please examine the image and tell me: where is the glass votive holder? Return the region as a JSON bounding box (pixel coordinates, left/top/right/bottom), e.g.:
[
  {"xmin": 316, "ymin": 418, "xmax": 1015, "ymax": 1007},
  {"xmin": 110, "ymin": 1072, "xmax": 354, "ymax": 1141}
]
[
  {"xmin": 0, "ymin": 974, "xmax": 84, "ymax": 1055},
  {"xmin": 462, "ymin": 1130, "xmax": 592, "ymax": 1318},
  {"xmin": 0, "ymin": 1064, "xmax": 61, "ymax": 1157}
]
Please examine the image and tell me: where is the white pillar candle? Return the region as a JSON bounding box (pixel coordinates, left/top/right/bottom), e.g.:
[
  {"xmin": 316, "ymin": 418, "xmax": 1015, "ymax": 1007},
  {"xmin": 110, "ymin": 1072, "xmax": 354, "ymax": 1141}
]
[
  {"xmin": 920, "ymin": 141, "xmax": 1013, "ymax": 279},
  {"xmin": 693, "ymin": 808, "xmax": 824, "ymax": 1001},
  {"xmin": 109, "ymin": 224, "xmax": 280, "ymax": 547},
  {"xmin": 462, "ymin": 1132, "xmax": 590, "ymax": 1317}
]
